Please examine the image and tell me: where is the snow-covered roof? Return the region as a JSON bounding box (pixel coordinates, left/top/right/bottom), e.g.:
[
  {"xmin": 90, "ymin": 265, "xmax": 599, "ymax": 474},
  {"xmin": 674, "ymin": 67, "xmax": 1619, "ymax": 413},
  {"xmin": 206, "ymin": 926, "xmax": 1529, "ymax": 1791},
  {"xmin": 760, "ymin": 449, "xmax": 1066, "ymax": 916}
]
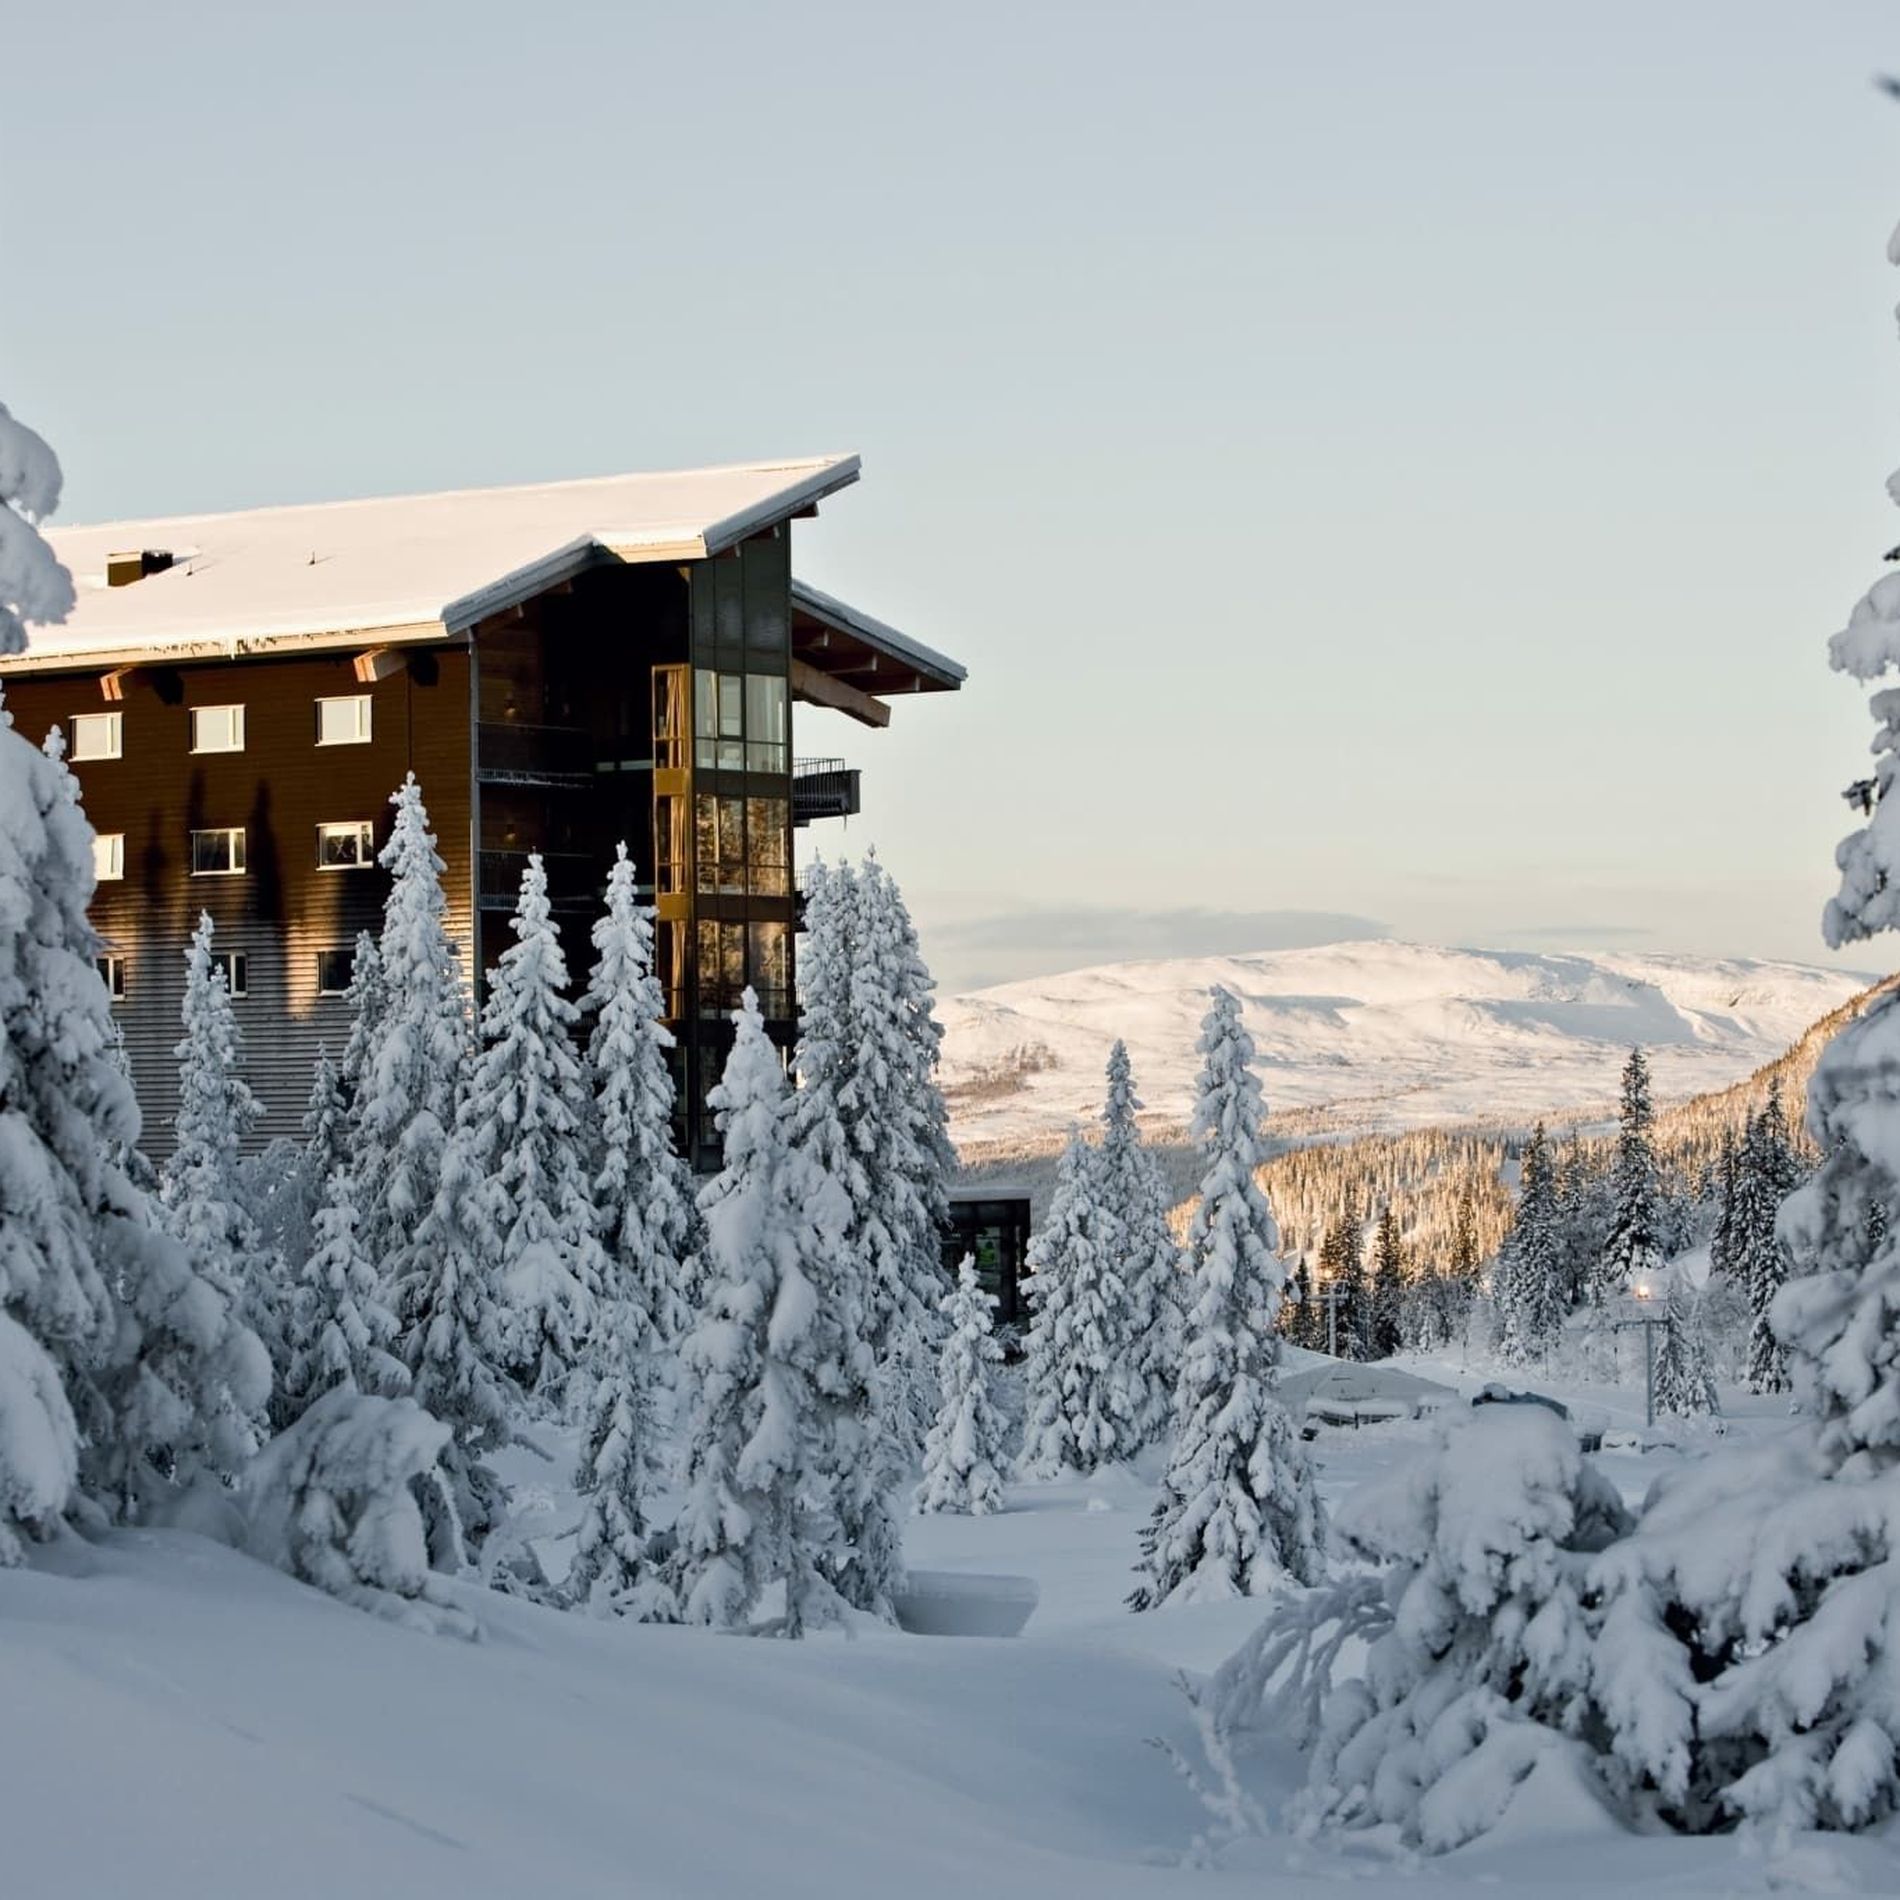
[
  {"xmin": 791, "ymin": 580, "xmax": 965, "ymax": 690},
  {"xmin": 0, "ymin": 455, "xmax": 869, "ymax": 673}
]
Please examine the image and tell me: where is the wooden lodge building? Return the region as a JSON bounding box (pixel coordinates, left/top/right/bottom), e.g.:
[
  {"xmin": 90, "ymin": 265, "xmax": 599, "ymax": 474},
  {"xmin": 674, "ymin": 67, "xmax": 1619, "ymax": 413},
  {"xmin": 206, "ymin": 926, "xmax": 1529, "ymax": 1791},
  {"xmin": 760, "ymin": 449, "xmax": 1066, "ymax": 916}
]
[{"xmin": 0, "ymin": 454, "xmax": 964, "ymax": 1168}]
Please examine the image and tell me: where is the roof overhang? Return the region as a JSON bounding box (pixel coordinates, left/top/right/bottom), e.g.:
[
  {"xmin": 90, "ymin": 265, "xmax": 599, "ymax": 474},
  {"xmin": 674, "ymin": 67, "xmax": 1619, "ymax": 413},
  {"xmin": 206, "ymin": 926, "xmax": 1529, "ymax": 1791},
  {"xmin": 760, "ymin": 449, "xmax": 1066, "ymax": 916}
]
[{"xmin": 791, "ymin": 579, "xmax": 966, "ymax": 698}]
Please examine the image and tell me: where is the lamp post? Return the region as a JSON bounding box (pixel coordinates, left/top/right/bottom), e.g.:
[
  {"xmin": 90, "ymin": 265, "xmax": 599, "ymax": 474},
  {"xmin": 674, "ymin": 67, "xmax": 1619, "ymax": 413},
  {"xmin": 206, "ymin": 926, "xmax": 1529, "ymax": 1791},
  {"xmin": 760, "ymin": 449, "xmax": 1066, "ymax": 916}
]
[{"xmin": 1614, "ymin": 1279, "xmax": 1667, "ymax": 1430}]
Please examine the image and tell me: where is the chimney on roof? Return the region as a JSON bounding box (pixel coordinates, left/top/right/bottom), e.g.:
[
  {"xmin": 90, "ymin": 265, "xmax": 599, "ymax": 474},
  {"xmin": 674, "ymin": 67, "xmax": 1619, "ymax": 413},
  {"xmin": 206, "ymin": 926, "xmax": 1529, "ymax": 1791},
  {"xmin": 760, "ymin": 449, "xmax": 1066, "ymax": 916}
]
[{"xmin": 106, "ymin": 548, "xmax": 175, "ymax": 588}]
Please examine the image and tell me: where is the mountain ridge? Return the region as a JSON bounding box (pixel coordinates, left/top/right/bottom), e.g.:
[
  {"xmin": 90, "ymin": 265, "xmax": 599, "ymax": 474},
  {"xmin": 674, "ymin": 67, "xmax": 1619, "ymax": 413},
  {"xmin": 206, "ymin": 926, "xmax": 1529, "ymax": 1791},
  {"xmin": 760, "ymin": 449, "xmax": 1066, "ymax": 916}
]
[{"xmin": 940, "ymin": 938, "xmax": 1877, "ymax": 1158}]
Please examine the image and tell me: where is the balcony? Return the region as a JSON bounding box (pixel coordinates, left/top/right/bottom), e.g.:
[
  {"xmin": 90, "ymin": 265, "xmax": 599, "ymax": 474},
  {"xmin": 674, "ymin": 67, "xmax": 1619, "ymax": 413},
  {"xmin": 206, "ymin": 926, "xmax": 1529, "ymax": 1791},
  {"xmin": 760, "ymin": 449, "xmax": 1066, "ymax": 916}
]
[
  {"xmin": 478, "ymin": 850, "xmax": 600, "ymax": 910},
  {"xmin": 792, "ymin": 757, "xmax": 861, "ymax": 827},
  {"xmin": 476, "ymin": 722, "xmax": 596, "ymax": 789}
]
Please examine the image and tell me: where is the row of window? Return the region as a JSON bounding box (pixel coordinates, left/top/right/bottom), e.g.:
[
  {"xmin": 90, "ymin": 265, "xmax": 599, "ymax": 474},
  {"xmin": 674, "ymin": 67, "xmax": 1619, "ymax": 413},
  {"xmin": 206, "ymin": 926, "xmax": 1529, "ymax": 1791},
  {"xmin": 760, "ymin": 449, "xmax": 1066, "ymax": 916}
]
[
  {"xmin": 92, "ymin": 821, "xmax": 376, "ymax": 882},
  {"xmin": 651, "ymin": 666, "xmax": 790, "ymax": 777},
  {"xmin": 95, "ymin": 946, "xmax": 356, "ymax": 1004},
  {"xmin": 68, "ymin": 695, "xmax": 373, "ymax": 763}
]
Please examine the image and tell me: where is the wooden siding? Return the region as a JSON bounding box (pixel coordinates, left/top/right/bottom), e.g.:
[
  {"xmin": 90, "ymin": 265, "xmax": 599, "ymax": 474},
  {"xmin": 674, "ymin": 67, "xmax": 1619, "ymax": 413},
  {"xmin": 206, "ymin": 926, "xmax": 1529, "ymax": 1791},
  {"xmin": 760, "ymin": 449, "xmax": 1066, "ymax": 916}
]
[{"xmin": 2, "ymin": 648, "xmax": 473, "ymax": 1156}]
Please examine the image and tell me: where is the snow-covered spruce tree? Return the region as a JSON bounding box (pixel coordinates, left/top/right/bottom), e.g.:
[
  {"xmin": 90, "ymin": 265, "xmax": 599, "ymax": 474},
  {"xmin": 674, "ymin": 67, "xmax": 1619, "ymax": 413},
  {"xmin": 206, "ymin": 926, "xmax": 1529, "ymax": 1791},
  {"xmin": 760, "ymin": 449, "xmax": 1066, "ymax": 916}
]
[
  {"xmin": 1319, "ymin": 1192, "xmax": 1366, "ymax": 1360},
  {"xmin": 357, "ymin": 776, "xmax": 469, "ymax": 1315},
  {"xmin": 673, "ymin": 991, "xmax": 856, "ymax": 1635},
  {"xmin": 1366, "ymin": 1206, "xmax": 1406, "ymax": 1361},
  {"xmin": 1493, "ymin": 1123, "xmax": 1565, "ymax": 1365},
  {"xmin": 158, "ymin": 912, "xmax": 275, "ymax": 1443},
  {"xmin": 281, "ymin": 1160, "xmax": 409, "ymax": 1417},
  {"xmin": 1095, "ymin": 1038, "xmax": 1183, "ymax": 1446},
  {"xmin": 1221, "ymin": 1406, "xmax": 1633, "ymax": 1852},
  {"xmin": 915, "ymin": 1256, "xmax": 1011, "ymax": 1516},
  {"xmin": 1598, "ymin": 1047, "xmax": 1663, "ymax": 1306},
  {"xmin": 399, "ymin": 1106, "xmax": 515, "ymax": 1559},
  {"xmin": 564, "ymin": 1289, "xmax": 676, "ymax": 1620},
  {"xmin": 0, "ymin": 401, "xmax": 76, "ymax": 654},
  {"xmin": 1651, "ymin": 1266, "xmax": 1721, "ymax": 1421},
  {"xmin": 0, "ymin": 414, "xmax": 266, "ymax": 1549},
  {"xmin": 1132, "ymin": 987, "xmax": 1324, "ymax": 1609},
  {"xmin": 1709, "ymin": 1125, "xmax": 1741, "ymax": 1284},
  {"xmin": 583, "ymin": 843, "xmax": 695, "ymax": 1349},
  {"xmin": 333, "ymin": 928, "xmax": 386, "ymax": 1129},
  {"xmin": 1736, "ymin": 1084, "xmax": 1801, "ymax": 1395},
  {"xmin": 1020, "ymin": 1128, "xmax": 1137, "ymax": 1477},
  {"xmin": 787, "ymin": 857, "xmax": 898, "ymax": 1617},
  {"xmin": 467, "ymin": 855, "xmax": 603, "ymax": 1407},
  {"xmin": 1585, "ymin": 229, "xmax": 1900, "ymax": 1838},
  {"xmin": 844, "ymin": 851, "xmax": 958, "ymax": 1449}
]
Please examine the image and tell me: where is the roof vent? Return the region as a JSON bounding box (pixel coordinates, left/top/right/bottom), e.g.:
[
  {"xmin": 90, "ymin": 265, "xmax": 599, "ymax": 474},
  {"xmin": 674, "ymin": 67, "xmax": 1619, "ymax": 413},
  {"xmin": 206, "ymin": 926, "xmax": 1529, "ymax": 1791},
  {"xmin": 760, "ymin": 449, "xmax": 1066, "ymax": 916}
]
[{"xmin": 106, "ymin": 548, "xmax": 175, "ymax": 588}]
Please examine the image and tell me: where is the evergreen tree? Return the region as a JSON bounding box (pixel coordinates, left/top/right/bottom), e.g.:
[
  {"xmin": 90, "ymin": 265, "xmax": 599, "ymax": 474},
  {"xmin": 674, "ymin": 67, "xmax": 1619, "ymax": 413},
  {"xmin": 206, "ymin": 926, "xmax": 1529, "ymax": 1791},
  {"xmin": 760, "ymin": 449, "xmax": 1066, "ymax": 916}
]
[
  {"xmin": 301, "ymin": 1044, "xmax": 348, "ymax": 1220},
  {"xmin": 159, "ymin": 912, "xmax": 276, "ymax": 1438},
  {"xmin": 1493, "ymin": 1123, "xmax": 1565, "ymax": 1364},
  {"xmin": 1367, "ymin": 1206, "xmax": 1407, "ymax": 1360},
  {"xmin": 0, "ymin": 417, "xmax": 266, "ymax": 1549},
  {"xmin": 583, "ymin": 843, "xmax": 695, "ymax": 1349},
  {"xmin": 1132, "ymin": 987, "xmax": 1323, "ymax": 1608},
  {"xmin": 673, "ymin": 992, "xmax": 857, "ymax": 1635},
  {"xmin": 1708, "ymin": 1125, "xmax": 1741, "ymax": 1284},
  {"xmin": 1735, "ymin": 1082, "xmax": 1800, "ymax": 1394},
  {"xmin": 1651, "ymin": 1266, "xmax": 1721, "ymax": 1420},
  {"xmin": 1095, "ymin": 1039, "xmax": 1182, "ymax": 1446},
  {"xmin": 400, "ymin": 1108, "xmax": 515, "ymax": 1558},
  {"xmin": 564, "ymin": 1291, "xmax": 675, "ymax": 1620},
  {"xmin": 1020, "ymin": 1128, "xmax": 1137, "ymax": 1476},
  {"xmin": 282, "ymin": 1162, "xmax": 409, "ymax": 1416},
  {"xmin": 844, "ymin": 852, "xmax": 957, "ymax": 1446},
  {"xmin": 788, "ymin": 859, "xmax": 899, "ymax": 1617},
  {"xmin": 1598, "ymin": 1047, "xmax": 1663, "ymax": 1305},
  {"xmin": 358, "ymin": 776, "xmax": 469, "ymax": 1318},
  {"xmin": 466, "ymin": 855, "xmax": 603, "ymax": 1407},
  {"xmin": 915, "ymin": 1257, "xmax": 1010, "ymax": 1516},
  {"xmin": 334, "ymin": 929, "xmax": 386, "ymax": 1127},
  {"xmin": 0, "ymin": 401, "xmax": 74, "ymax": 653},
  {"xmin": 1320, "ymin": 1191, "xmax": 1366, "ymax": 1359}
]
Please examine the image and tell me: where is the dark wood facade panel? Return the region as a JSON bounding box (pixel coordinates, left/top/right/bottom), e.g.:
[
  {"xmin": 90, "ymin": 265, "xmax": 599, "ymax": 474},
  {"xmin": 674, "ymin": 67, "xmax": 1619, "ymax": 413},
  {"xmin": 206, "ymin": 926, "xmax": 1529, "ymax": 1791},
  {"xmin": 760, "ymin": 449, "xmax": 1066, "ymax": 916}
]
[{"xmin": 3, "ymin": 648, "xmax": 472, "ymax": 1154}]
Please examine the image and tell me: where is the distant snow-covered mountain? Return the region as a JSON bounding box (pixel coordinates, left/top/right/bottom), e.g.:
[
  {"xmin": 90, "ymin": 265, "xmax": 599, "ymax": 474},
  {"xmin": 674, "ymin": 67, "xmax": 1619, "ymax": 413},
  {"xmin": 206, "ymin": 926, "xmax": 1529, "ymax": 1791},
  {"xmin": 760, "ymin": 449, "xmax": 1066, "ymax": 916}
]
[{"xmin": 939, "ymin": 940, "xmax": 1872, "ymax": 1154}]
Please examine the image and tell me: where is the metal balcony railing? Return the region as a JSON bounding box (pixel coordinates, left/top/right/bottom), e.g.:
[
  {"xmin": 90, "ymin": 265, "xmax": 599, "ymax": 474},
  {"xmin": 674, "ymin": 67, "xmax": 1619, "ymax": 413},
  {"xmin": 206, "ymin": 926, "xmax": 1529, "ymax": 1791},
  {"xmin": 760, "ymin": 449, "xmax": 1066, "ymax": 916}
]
[
  {"xmin": 475, "ymin": 723, "xmax": 597, "ymax": 787},
  {"xmin": 791, "ymin": 756, "xmax": 860, "ymax": 826},
  {"xmin": 478, "ymin": 850, "xmax": 599, "ymax": 909}
]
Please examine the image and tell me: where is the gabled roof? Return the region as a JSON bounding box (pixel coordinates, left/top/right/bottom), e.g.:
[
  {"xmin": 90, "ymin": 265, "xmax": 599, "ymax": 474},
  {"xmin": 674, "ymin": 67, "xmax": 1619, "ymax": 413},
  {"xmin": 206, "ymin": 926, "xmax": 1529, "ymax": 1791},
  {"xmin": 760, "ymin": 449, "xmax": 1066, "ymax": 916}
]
[{"xmin": 0, "ymin": 455, "xmax": 864, "ymax": 672}]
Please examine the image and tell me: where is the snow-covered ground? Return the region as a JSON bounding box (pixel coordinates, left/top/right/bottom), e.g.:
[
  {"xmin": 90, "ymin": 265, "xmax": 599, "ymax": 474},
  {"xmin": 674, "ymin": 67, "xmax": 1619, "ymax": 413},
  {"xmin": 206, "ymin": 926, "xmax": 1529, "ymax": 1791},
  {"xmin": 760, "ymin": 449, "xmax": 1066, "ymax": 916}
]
[
  {"xmin": 941, "ymin": 941, "xmax": 1868, "ymax": 1152},
  {"xmin": 9, "ymin": 1355, "xmax": 1895, "ymax": 1899}
]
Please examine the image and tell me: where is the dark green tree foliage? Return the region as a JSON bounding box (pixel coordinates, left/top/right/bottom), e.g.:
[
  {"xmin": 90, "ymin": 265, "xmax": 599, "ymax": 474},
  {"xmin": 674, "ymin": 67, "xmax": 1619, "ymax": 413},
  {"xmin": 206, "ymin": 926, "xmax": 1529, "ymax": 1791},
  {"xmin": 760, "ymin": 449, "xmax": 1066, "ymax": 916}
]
[
  {"xmin": 1734, "ymin": 1083, "xmax": 1802, "ymax": 1394},
  {"xmin": 1599, "ymin": 1047, "xmax": 1663, "ymax": 1305},
  {"xmin": 1493, "ymin": 1123, "xmax": 1565, "ymax": 1363},
  {"xmin": 1368, "ymin": 1206, "xmax": 1407, "ymax": 1360},
  {"xmin": 1319, "ymin": 1191, "xmax": 1366, "ymax": 1360}
]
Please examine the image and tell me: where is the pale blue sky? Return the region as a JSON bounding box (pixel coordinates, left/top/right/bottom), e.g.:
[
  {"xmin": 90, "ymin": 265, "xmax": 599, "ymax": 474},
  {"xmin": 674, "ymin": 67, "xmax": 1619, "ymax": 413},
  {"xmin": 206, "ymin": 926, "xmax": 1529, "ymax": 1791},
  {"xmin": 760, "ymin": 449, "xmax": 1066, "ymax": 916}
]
[{"xmin": 11, "ymin": 1, "xmax": 1900, "ymax": 992}]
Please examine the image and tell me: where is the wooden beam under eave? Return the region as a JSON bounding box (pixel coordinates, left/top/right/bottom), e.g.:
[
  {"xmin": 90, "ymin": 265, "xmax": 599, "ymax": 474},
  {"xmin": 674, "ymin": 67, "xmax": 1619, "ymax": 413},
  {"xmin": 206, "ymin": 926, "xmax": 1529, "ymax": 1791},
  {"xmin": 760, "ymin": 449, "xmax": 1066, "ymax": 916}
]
[
  {"xmin": 352, "ymin": 647, "xmax": 409, "ymax": 684},
  {"xmin": 98, "ymin": 668, "xmax": 130, "ymax": 702},
  {"xmin": 790, "ymin": 657, "xmax": 891, "ymax": 729}
]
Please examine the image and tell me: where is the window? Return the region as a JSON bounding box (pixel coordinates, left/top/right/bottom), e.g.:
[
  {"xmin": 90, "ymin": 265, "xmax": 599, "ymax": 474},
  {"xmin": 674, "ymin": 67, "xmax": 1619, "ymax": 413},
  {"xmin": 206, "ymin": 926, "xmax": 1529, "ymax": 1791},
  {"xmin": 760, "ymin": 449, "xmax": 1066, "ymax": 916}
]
[
  {"xmin": 745, "ymin": 674, "xmax": 788, "ymax": 773},
  {"xmin": 694, "ymin": 793, "xmax": 747, "ymax": 895},
  {"xmin": 316, "ymin": 947, "xmax": 355, "ymax": 996},
  {"xmin": 693, "ymin": 669, "xmax": 790, "ymax": 776},
  {"xmin": 695, "ymin": 668, "xmax": 746, "ymax": 771},
  {"xmin": 745, "ymin": 796, "xmax": 790, "ymax": 896},
  {"xmin": 652, "ymin": 667, "xmax": 689, "ymax": 771},
  {"xmin": 696, "ymin": 919, "xmax": 791, "ymax": 1020},
  {"xmin": 655, "ymin": 793, "xmax": 689, "ymax": 896},
  {"xmin": 189, "ymin": 705, "xmax": 245, "ymax": 753},
  {"xmin": 92, "ymin": 832, "xmax": 125, "ymax": 882},
  {"xmin": 316, "ymin": 695, "xmax": 372, "ymax": 746},
  {"xmin": 69, "ymin": 712, "xmax": 122, "ymax": 761},
  {"xmin": 317, "ymin": 820, "xmax": 376, "ymax": 870},
  {"xmin": 209, "ymin": 952, "xmax": 248, "ymax": 998},
  {"xmin": 190, "ymin": 827, "xmax": 246, "ymax": 876},
  {"xmin": 95, "ymin": 955, "xmax": 125, "ymax": 1001}
]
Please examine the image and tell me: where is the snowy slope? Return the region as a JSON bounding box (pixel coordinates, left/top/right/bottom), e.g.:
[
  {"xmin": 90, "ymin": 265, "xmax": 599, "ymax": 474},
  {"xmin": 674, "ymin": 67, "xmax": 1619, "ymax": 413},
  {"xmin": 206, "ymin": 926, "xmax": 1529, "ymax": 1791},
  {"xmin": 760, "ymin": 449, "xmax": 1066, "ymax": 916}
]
[{"xmin": 940, "ymin": 940, "xmax": 1872, "ymax": 1152}]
